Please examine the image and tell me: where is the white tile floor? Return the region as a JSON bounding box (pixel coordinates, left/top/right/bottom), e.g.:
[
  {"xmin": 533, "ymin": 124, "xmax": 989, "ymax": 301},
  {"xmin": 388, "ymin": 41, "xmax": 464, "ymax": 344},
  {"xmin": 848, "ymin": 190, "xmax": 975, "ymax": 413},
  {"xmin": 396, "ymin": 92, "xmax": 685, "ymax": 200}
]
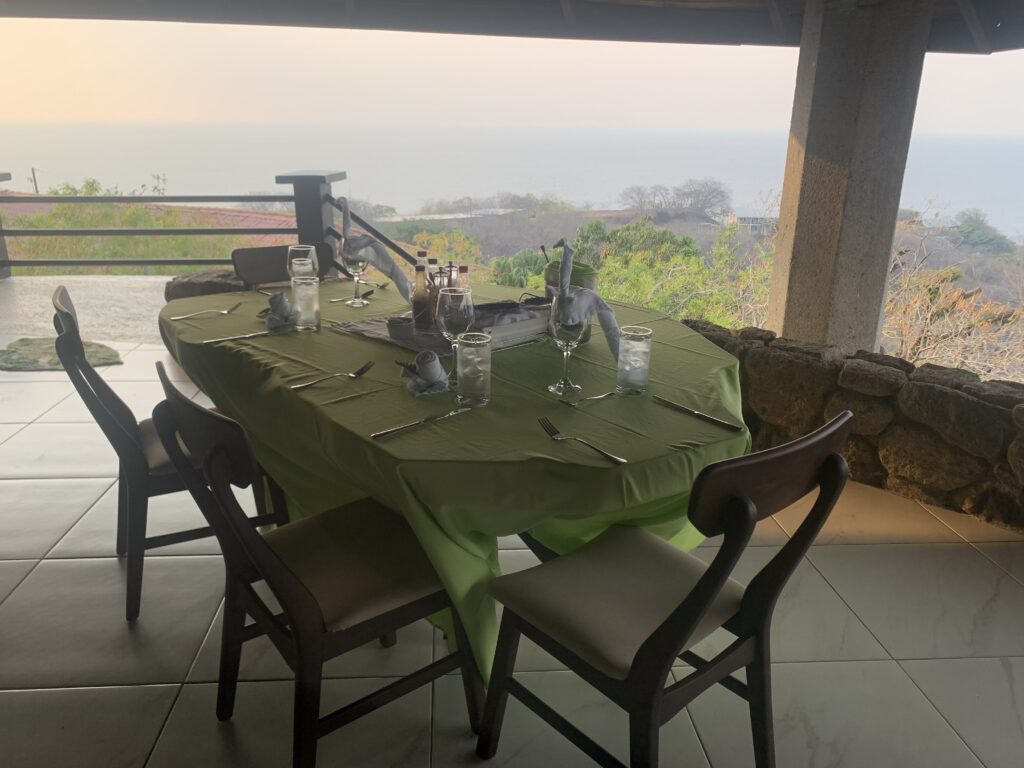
[{"xmin": 2, "ymin": 356, "xmax": 1024, "ymax": 767}]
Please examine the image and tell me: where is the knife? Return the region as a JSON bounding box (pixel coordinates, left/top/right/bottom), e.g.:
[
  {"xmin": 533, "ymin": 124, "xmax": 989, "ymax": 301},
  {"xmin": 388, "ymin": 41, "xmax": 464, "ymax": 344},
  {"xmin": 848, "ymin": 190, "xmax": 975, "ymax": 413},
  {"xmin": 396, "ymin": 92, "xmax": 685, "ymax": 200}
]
[
  {"xmin": 202, "ymin": 330, "xmax": 272, "ymax": 344},
  {"xmin": 652, "ymin": 395, "xmax": 745, "ymax": 431},
  {"xmin": 370, "ymin": 407, "xmax": 471, "ymax": 439}
]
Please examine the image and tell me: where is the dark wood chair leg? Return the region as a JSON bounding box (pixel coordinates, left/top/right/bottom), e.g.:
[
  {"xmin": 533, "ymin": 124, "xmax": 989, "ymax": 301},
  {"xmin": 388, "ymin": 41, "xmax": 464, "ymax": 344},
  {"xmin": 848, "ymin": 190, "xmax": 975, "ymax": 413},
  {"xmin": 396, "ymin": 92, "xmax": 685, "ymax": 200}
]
[
  {"xmin": 747, "ymin": 635, "xmax": 776, "ymax": 768},
  {"xmin": 292, "ymin": 647, "xmax": 323, "ymax": 768},
  {"xmin": 475, "ymin": 614, "xmax": 521, "ymax": 758},
  {"xmin": 124, "ymin": 481, "xmax": 149, "ymax": 622},
  {"xmin": 452, "ymin": 609, "xmax": 485, "ymax": 734},
  {"xmin": 517, "ymin": 531, "xmax": 559, "ymax": 563},
  {"xmin": 629, "ymin": 705, "xmax": 660, "ymax": 768},
  {"xmin": 217, "ymin": 577, "xmax": 246, "ymax": 721},
  {"xmin": 379, "ymin": 631, "xmax": 397, "ymax": 648},
  {"xmin": 115, "ymin": 469, "xmax": 128, "ymax": 557}
]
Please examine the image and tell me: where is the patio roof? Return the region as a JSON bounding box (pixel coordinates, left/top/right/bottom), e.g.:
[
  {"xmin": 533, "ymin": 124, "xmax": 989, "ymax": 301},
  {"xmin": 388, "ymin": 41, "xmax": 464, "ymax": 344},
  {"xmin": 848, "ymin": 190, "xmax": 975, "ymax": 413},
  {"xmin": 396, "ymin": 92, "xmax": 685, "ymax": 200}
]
[{"xmin": 6, "ymin": 0, "xmax": 1024, "ymax": 53}]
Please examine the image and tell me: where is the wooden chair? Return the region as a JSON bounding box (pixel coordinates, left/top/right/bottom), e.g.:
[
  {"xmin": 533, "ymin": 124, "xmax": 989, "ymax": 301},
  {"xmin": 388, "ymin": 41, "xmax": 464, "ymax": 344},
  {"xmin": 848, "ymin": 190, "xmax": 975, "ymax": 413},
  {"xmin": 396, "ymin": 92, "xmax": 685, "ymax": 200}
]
[
  {"xmin": 476, "ymin": 412, "xmax": 853, "ymax": 768},
  {"xmin": 51, "ymin": 286, "xmax": 284, "ymax": 621},
  {"xmin": 152, "ymin": 362, "xmax": 483, "ymax": 768},
  {"xmin": 231, "ymin": 243, "xmax": 334, "ymax": 288}
]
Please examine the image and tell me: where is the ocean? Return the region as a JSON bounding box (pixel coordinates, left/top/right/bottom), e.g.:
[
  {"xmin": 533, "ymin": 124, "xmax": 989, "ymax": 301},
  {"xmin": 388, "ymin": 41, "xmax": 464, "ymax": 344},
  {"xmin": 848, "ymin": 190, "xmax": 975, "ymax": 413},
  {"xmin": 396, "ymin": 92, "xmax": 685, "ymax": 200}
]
[{"xmin": 2, "ymin": 122, "xmax": 1022, "ymax": 236}]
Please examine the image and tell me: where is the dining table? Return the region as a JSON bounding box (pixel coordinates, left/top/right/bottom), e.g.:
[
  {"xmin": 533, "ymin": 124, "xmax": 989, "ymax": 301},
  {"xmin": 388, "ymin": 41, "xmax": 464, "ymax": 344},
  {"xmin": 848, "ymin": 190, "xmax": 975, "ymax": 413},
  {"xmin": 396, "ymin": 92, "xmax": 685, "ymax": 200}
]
[{"xmin": 159, "ymin": 279, "xmax": 750, "ymax": 676}]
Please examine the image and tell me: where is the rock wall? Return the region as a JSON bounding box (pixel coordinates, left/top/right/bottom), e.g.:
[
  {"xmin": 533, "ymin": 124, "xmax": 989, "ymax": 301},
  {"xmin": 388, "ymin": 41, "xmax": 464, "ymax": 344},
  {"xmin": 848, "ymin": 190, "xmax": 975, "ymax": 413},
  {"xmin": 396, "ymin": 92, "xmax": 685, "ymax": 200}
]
[{"xmin": 685, "ymin": 320, "xmax": 1024, "ymax": 529}]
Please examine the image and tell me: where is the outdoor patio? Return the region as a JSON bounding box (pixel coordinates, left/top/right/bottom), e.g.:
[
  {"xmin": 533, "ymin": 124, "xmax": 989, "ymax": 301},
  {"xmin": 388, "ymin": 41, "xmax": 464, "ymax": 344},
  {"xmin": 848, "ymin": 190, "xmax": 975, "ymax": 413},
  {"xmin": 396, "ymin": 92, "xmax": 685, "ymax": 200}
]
[{"xmin": 1, "ymin": 340, "xmax": 1024, "ymax": 767}]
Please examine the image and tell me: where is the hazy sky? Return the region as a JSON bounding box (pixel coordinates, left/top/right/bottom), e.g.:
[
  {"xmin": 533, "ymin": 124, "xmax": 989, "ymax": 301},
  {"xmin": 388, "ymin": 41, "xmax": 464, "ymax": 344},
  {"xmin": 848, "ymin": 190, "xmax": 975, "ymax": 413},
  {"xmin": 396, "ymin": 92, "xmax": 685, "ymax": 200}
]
[{"xmin": 2, "ymin": 18, "xmax": 1024, "ymax": 134}]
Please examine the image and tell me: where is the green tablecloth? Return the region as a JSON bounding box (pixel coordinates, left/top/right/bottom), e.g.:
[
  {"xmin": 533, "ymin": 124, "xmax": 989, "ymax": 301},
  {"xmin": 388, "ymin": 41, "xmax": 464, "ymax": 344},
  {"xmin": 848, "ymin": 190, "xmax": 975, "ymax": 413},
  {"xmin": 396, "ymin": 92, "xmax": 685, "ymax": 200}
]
[{"xmin": 159, "ymin": 281, "xmax": 749, "ymax": 676}]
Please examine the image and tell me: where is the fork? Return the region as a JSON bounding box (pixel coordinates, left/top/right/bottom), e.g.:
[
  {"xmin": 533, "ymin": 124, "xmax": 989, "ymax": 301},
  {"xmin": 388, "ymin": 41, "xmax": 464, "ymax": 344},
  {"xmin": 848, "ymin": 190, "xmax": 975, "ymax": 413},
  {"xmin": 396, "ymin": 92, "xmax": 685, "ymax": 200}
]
[
  {"xmin": 559, "ymin": 391, "xmax": 616, "ymax": 408},
  {"xmin": 290, "ymin": 360, "xmax": 375, "ymax": 390},
  {"xmin": 538, "ymin": 417, "xmax": 627, "ymax": 465},
  {"xmin": 171, "ymin": 301, "xmax": 242, "ymax": 321},
  {"xmin": 330, "ymin": 288, "xmax": 375, "ymax": 303}
]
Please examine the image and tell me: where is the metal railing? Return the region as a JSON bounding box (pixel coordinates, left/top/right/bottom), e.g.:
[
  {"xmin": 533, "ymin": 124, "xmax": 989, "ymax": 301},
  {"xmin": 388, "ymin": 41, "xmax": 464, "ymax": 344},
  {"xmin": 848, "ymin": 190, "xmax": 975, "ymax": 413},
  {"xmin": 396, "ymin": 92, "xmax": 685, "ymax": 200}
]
[{"xmin": 0, "ymin": 170, "xmax": 416, "ymax": 276}]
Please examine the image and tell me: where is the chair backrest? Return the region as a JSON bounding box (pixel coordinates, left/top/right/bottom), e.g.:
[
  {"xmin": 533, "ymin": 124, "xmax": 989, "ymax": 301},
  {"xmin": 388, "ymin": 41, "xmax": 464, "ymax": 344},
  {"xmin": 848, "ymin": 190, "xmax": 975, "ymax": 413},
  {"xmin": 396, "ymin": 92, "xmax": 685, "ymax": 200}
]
[
  {"xmin": 52, "ymin": 286, "xmax": 144, "ymax": 472},
  {"xmin": 633, "ymin": 412, "xmax": 852, "ymax": 684},
  {"xmin": 152, "ymin": 362, "xmax": 321, "ymax": 623},
  {"xmin": 231, "ymin": 243, "xmax": 334, "ymax": 288},
  {"xmin": 688, "ymin": 411, "xmax": 853, "ymax": 537}
]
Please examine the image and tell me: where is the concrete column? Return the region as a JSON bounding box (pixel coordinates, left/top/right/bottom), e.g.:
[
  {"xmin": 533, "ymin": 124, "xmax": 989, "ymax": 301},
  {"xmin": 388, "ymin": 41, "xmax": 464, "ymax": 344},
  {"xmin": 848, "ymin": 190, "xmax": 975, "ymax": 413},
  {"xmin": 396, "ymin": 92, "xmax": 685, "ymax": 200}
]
[
  {"xmin": 0, "ymin": 172, "xmax": 11, "ymax": 280},
  {"xmin": 275, "ymin": 170, "xmax": 347, "ymax": 246},
  {"xmin": 766, "ymin": 0, "xmax": 934, "ymax": 352}
]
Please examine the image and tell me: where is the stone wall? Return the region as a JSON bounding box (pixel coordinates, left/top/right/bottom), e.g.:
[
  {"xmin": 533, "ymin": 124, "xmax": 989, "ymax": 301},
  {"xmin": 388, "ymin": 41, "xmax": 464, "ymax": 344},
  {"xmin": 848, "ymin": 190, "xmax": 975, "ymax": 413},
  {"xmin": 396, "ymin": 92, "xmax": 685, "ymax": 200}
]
[{"xmin": 684, "ymin": 320, "xmax": 1024, "ymax": 529}]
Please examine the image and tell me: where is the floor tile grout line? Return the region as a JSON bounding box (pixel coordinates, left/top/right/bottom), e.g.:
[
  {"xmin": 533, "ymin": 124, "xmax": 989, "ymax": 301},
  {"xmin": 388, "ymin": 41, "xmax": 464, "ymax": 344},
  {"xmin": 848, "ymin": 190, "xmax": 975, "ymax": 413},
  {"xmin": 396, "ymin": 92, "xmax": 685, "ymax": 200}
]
[
  {"xmin": 0, "ymin": 673, "xmax": 417, "ymax": 693},
  {"xmin": 182, "ymin": 597, "xmax": 226, "ymax": 684},
  {"xmin": 964, "ymin": 541, "xmax": 1024, "ymax": 591},
  {"xmin": 915, "ymin": 499, "xmax": 973, "ymax": 543},
  {"xmin": 895, "ymin": 659, "xmax": 989, "ymax": 768},
  {"xmin": 915, "ymin": 499, "xmax": 1023, "ymax": 546},
  {"xmin": 0, "ymin": 422, "xmax": 30, "ymax": 447},
  {"xmin": 142, "ymin": 682, "xmax": 185, "ymax": 768},
  {"xmin": 682, "ymin": 706, "xmax": 714, "ymax": 768},
  {"xmin": 0, "ymin": 477, "xmax": 117, "ymax": 612},
  {"xmin": 801, "ymin": 554, "xmax": 896, "ymax": 664},
  {"xmin": 145, "ymin": 580, "xmax": 226, "ymax": 768},
  {"xmin": 428, "ymin": 665, "xmax": 435, "ymax": 768},
  {"xmin": 0, "ymin": 558, "xmax": 42, "ymax": 613},
  {"xmin": 39, "ymin": 477, "xmax": 119, "ymax": 561},
  {"xmin": 0, "ymin": 474, "xmax": 119, "ymax": 481},
  {"xmin": 29, "ymin": 389, "xmax": 79, "ymax": 425}
]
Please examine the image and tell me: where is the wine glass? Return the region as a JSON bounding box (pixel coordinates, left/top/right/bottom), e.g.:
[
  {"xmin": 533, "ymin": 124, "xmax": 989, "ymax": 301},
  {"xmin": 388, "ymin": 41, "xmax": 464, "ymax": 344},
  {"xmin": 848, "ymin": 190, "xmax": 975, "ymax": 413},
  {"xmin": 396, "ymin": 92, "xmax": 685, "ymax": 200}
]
[
  {"xmin": 287, "ymin": 244, "xmax": 317, "ymax": 279},
  {"xmin": 436, "ymin": 287, "xmax": 475, "ymax": 366},
  {"xmin": 340, "ymin": 245, "xmax": 371, "ymax": 308},
  {"xmin": 548, "ymin": 293, "xmax": 586, "ymax": 396}
]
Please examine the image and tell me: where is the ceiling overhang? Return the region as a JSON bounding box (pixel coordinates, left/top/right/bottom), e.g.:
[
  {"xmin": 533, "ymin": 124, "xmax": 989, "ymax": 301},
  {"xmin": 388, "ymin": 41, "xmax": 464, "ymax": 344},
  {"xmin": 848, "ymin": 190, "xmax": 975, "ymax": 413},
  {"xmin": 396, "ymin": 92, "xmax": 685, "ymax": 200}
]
[{"xmin": 3, "ymin": 0, "xmax": 1023, "ymax": 53}]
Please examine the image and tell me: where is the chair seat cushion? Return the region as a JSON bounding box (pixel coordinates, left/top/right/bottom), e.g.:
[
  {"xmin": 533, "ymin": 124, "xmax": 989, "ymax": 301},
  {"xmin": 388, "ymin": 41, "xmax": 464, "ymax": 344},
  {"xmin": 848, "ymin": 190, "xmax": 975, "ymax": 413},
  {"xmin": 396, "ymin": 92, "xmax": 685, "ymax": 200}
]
[
  {"xmin": 140, "ymin": 417, "xmax": 177, "ymax": 476},
  {"xmin": 264, "ymin": 498, "xmax": 444, "ymax": 632},
  {"xmin": 489, "ymin": 526, "xmax": 745, "ymax": 680}
]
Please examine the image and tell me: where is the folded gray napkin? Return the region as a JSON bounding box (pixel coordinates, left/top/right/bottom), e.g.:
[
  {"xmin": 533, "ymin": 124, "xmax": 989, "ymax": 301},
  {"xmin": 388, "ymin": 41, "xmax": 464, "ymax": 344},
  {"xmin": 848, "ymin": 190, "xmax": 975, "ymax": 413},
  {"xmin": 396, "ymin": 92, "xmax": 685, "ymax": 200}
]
[
  {"xmin": 402, "ymin": 350, "xmax": 449, "ymax": 396},
  {"xmin": 264, "ymin": 291, "xmax": 296, "ymax": 330},
  {"xmin": 339, "ymin": 199, "xmax": 413, "ymax": 303},
  {"xmin": 551, "ymin": 239, "xmax": 621, "ymax": 359}
]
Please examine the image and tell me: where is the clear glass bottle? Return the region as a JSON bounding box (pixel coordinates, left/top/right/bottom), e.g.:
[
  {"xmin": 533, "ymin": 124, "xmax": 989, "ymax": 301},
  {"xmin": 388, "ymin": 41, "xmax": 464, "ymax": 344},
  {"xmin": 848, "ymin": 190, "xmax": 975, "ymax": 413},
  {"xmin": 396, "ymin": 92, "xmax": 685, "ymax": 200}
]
[{"xmin": 458, "ymin": 264, "xmax": 469, "ymax": 287}]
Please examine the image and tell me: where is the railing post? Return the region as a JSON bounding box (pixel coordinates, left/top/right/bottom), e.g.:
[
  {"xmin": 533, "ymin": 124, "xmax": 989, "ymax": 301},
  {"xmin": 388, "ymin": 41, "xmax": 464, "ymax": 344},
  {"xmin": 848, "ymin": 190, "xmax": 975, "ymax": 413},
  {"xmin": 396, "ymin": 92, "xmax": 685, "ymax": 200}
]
[
  {"xmin": 0, "ymin": 172, "xmax": 11, "ymax": 279},
  {"xmin": 275, "ymin": 171, "xmax": 347, "ymax": 254}
]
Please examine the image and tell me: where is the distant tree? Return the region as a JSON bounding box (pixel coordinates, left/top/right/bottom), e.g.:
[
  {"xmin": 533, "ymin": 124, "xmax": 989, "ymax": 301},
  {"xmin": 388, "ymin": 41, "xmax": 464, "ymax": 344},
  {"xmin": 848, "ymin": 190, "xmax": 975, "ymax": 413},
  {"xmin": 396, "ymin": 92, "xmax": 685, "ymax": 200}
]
[
  {"xmin": 618, "ymin": 186, "xmax": 652, "ymax": 216},
  {"xmin": 491, "ymin": 249, "xmax": 547, "ymax": 288},
  {"xmin": 419, "ymin": 192, "xmax": 572, "ymax": 216},
  {"xmin": 411, "ymin": 229, "xmax": 484, "ymax": 265},
  {"xmin": 897, "ymin": 207, "xmax": 921, "ymax": 222},
  {"xmin": 48, "ymin": 177, "xmax": 120, "ymax": 196},
  {"xmin": 884, "ymin": 239, "xmax": 1022, "ymax": 377},
  {"xmin": 954, "ymin": 209, "xmax": 1016, "ymax": 254},
  {"xmin": 348, "ymin": 198, "xmax": 398, "ymax": 220},
  {"xmin": 381, "ymin": 219, "xmax": 450, "ymax": 243},
  {"xmin": 649, "ymin": 185, "xmax": 673, "ymax": 213},
  {"xmin": 671, "ymin": 179, "xmax": 732, "ymax": 218},
  {"xmin": 572, "ymin": 219, "xmax": 609, "ymax": 268},
  {"xmin": 47, "ymin": 174, "xmax": 167, "ymax": 197}
]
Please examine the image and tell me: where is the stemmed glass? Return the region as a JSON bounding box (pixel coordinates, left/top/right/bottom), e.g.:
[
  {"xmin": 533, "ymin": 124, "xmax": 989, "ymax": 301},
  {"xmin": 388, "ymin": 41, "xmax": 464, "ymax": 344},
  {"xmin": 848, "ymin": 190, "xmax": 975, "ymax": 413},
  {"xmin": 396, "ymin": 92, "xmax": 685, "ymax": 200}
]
[
  {"xmin": 548, "ymin": 293, "xmax": 586, "ymax": 396},
  {"xmin": 340, "ymin": 245, "xmax": 371, "ymax": 308},
  {"xmin": 287, "ymin": 244, "xmax": 318, "ymax": 279},
  {"xmin": 436, "ymin": 287, "xmax": 475, "ymax": 368}
]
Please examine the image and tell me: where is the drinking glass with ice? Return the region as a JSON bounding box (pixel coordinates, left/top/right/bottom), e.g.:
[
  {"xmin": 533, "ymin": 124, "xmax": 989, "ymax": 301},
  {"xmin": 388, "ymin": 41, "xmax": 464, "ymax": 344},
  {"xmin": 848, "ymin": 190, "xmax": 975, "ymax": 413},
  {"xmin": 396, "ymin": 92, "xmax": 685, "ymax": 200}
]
[{"xmin": 615, "ymin": 326, "xmax": 652, "ymax": 395}]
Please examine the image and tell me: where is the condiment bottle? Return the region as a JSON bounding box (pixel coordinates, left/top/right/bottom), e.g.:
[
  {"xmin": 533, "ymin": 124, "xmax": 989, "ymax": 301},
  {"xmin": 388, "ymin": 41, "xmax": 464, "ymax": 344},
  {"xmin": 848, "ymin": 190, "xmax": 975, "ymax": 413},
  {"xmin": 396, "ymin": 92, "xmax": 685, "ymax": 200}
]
[{"xmin": 412, "ymin": 265, "xmax": 433, "ymax": 330}]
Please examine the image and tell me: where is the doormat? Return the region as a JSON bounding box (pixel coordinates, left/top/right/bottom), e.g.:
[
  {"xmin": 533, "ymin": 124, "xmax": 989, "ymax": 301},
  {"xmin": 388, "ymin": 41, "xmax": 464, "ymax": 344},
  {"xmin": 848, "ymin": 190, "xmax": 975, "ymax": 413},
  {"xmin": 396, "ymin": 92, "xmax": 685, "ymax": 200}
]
[{"xmin": 0, "ymin": 337, "xmax": 123, "ymax": 371}]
